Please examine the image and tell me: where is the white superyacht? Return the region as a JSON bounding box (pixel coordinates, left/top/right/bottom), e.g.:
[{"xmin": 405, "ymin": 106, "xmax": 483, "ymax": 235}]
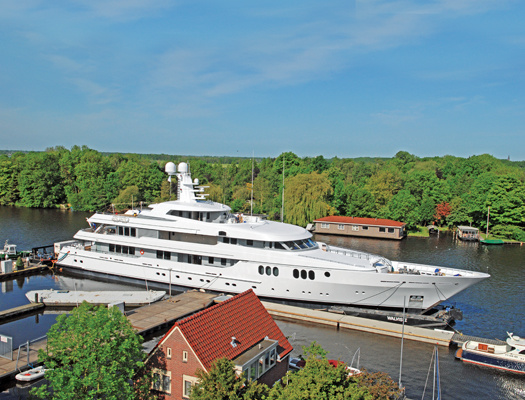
[{"xmin": 56, "ymin": 162, "xmax": 489, "ymax": 312}]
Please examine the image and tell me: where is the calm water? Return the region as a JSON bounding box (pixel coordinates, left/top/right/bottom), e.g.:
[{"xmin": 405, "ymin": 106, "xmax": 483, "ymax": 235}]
[{"xmin": 0, "ymin": 206, "xmax": 524, "ymax": 399}]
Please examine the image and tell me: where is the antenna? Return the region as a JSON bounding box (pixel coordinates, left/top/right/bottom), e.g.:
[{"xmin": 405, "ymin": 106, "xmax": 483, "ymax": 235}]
[
  {"xmin": 281, "ymin": 157, "xmax": 285, "ymax": 223},
  {"xmin": 165, "ymin": 162, "xmax": 177, "ymax": 200},
  {"xmin": 251, "ymin": 151, "xmax": 254, "ymax": 216}
]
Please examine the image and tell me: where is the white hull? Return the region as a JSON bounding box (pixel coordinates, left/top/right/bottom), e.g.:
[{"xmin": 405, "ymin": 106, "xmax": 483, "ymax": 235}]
[
  {"xmin": 55, "ymin": 161, "xmax": 489, "ymax": 312},
  {"xmin": 57, "ymin": 245, "xmax": 486, "ymax": 311}
]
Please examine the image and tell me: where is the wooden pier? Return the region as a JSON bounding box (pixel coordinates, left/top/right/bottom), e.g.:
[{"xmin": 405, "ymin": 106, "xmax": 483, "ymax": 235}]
[
  {"xmin": 0, "ymin": 338, "xmax": 47, "ymax": 384},
  {"xmin": 0, "ymin": 303, "xmax": 44, "ymax": 323},
  {"xmin": 0, "ymin": 265, "xmax": 50, "ymax": 282},
  {"xmin": 126, "ymin": 290, "xmax": 217, "ymax": 336}
]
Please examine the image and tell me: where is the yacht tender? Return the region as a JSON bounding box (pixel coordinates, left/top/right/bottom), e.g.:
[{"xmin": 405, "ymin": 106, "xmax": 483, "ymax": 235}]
[{"xmin": 55, "ymin": 162, "xmax": 489, "ymax": 312}]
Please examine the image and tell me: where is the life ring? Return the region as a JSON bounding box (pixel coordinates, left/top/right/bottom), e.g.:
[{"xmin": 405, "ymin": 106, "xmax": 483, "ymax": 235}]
[{"xmin": 140, "ymin": 249, "xmax": 144, "ymax": 255}]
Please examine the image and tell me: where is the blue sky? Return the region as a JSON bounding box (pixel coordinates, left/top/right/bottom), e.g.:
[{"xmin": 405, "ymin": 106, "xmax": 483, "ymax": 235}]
[{"xmin": 1, "ymin": 1, "xmax": 524, "ymax": 160}]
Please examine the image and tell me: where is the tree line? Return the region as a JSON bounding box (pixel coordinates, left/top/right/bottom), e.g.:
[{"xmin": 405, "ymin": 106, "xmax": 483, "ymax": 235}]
[{"xmin": 1, "ymin": 146, "xmax": 524, "ymax": 240}]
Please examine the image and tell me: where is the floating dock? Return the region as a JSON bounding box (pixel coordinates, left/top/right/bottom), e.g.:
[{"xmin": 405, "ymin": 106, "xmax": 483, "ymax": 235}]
[
  {"xmin": 261, "ymin": 300, "xmax": 455, "ymax": 346},
  {"xmin": 25, "ymin": 289, "xmax": 167, "ymax": 307},
  {"xmin": 0, "ymin": 265, "xmax": 49, "ymax": 282},
  {"xmin": 0, "ymin": 303, "xmax": 45, "ymax": 323}
]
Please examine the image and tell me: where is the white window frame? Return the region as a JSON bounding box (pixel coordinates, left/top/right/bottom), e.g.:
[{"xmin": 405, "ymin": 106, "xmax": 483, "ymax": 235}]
[
  {"xmin": 338, "ymin": 224, "xmax": 345, "ymax": 230},
  {"xmin": 321, "ymin": 223, "xmax": 329, "ymax": 229},
  {"xmin": 152, "ymin": 368, "xmax": 171, "ymax": 394},
  {"xmin": 182, "ymin": 375, "xmax": 199, "ymax": 399},
  {"xmin": 182, "ymin": 350, "xmax": 188, "ymax": 362}
]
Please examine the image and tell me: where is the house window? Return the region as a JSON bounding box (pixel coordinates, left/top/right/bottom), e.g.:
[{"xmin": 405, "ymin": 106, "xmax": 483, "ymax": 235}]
[
  {"xmin": 167, "ymin": 347, "xmax": 172, "ymax": 359},
  {"xmin": 321, "ymin": 223, "xmax": 329, "ymax": 229},
  {"xmin": 352, "ymin": 225, "xmax": 359, "ymax": 231},
  {"xmin": 379, "ymin": 227, "xmax": 386, "ymax": 232},
  {"xmin": 152, "ymin": 369, "xmax": 171, "ymax": 394},
  {"xmin": 182, "ymin": 375, "xmax": 198, "ymax": 399},
  {"xmin": 388, "ymin": 228, "xmax": 395, "ymax": 233},
  {"xmin": 362, "ymin": 226, "xmax": 368, "ymax": 230},
  {"xmin": 338, "ymin": 224, "xmax": 344, "ymax": 230},
  {"xmin": 183, "ymin": 350, "xmax": 188, "ymax": 362}
]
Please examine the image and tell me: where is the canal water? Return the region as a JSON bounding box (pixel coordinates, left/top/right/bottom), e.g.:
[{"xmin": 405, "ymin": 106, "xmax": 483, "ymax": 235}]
[{"xmin": 0, "ymin": 206, "xmax": 523, "ymax": 399}]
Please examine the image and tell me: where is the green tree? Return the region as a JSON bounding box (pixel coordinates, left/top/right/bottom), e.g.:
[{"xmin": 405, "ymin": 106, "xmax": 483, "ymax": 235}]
[
  {"xmin": 190, "ymin": 357, "xmax": 268, "ymax": 400},
  {"xmin": 32, "ymin": 302, "xmax": 153, "ymax": 400},
  {"xmin": 268, "ymin": 342, "xmax": 369, "ymax": 400},
  {"xmin": 284, "ymin": 172, "xmax": 335, "ymax": 226}
]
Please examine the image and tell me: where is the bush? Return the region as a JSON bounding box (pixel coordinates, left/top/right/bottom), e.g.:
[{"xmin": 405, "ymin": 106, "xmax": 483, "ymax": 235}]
[{"xmin": 490, "ymin": 224, "xmax": 525, "ymax": 241}]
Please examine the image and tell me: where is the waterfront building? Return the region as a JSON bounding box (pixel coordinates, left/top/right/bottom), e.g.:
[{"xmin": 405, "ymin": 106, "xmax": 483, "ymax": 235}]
[
  {"xmin": 146, "ymin": 289, "xmax": 292, "ymax": 399},
  {"xmin": 313, "ymin": 216, "xmax": 406, "ymax": 240}
]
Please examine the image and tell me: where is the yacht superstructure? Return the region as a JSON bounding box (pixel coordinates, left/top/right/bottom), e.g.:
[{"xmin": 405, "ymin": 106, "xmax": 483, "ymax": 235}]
[{"xmin": 56, "ymin": 162, "xmax": 489, "ymax": 312}]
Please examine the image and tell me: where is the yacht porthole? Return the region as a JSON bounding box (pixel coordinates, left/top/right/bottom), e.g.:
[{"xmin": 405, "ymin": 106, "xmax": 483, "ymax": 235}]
[{"xmin": 325, "ymin": 272, "xmax": 330, "ymax": 278}]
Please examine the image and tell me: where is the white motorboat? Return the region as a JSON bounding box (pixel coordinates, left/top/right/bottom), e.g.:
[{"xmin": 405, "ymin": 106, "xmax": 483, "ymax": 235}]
[
  {"xmin": 15, "ymin": 366, "xmax": 47, "ymax": 382},
  {"xmin": 55, "ymin": 162, "xmax": 489, "ymax": 312},
  {"xmin": 455, "ymin": 332, "xmax": 525, "ymax": 374}
]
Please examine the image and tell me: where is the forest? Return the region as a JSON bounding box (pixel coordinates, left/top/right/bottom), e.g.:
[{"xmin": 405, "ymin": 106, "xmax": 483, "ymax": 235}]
[{"xmin": 1, "ymin": 146, "xmax": 524, "ymax": 240}]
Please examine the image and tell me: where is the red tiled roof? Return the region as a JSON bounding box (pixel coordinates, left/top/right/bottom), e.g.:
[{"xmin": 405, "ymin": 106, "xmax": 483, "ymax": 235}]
[
  {"xmin": 314, "ymin": 216, "xmax": 405, "ymax": 227},
  {"xmin": 160, "ymin": 290, "xmax": 292, "ymax": 371}
]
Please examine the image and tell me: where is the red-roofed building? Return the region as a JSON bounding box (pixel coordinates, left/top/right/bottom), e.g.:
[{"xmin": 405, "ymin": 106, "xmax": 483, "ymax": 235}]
[
  {"xmin": 313, "ymin": 216, "xmax": 406, "ymax": 240},
  {"xmin": 146, "ymin": 290, "xmax": 293, "ymax": 399}
]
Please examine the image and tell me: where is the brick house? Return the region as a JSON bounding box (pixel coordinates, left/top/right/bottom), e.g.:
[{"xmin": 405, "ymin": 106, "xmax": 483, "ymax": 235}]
[{"xmin": 146, "ymin": 289, "xmax": 293, "ymax": 399}]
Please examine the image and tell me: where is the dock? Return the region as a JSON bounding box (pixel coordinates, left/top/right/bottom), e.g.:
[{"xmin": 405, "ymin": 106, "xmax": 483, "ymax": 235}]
[
  {"xmin": 126, "ymin": 290, "xmax": 217, "ymax": 336},
  {"xmin": 262, "ymin": 300, "xmax": 455, "ymax": 346},
  {"xmin": 0, "ymin": 303, "xmax": 45, "ymax": 323},
  {"xmin": 0, "ymin": 337, "xmax": 47, "ymax": 385},
  {"xmin": 0, "ymin": 265, "xmax": 50, "ymax": 282}
]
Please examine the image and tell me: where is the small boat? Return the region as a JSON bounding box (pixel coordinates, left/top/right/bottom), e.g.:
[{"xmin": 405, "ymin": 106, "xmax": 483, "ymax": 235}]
[
  {"xmin": 289, "ymin": 357, "xmax": 306, "ymax": 370},
  {"xmin": 328, "ymin": 359, "xmax": 362, "ymax": 376},
  {"xmin": 455, "ymin": 332, "xmax": 525, "ymax": 374},
  {"xmin": 15, "ymin": 366, "xmax": 47, "ymax": 382},
  {"xmin": 288, "ymin": 357, "xmax": 361, "ymax": 376},
  {"xmin": 480, "ymin": 239, "xmax": 504, "ymax": 245},
  {"xmin": 0, "ymin": 240, "xmax": 31, "ymax": 260},
  {"xmin": 25, "ymin": 289, "xmax": 166, "ymax": 307}
]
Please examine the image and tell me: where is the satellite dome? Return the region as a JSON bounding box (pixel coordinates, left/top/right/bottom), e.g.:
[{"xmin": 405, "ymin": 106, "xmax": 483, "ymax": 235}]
[
  {"xmin": 178, "ymin": 162, "xmax": 189, "ymax": 173},
  {"xmin": 165, "ymin": 162, "xmax": 176, "ymax": 175}
]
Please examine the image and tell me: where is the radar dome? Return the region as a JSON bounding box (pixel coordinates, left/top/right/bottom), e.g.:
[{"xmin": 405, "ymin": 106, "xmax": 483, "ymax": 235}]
[
  {"xmin": 178, "ymin": 162, "xmax": 189, "ymax": 173},
  {"xmin": 165, "ymin": 162, "xmax": 176, "ymax": 175}
]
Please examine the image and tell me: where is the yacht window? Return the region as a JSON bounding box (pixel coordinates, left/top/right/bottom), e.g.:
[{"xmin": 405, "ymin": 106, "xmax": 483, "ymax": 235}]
[
  {"xmin": 219, "ymin": 231, "xmax": 226, "ymax": 236},
  {"xmin": 109, "ymin": 244, "xmax": 115, "ymax": 252},
  {"xmin": 297, "ymin": 240, "xmax": 307, "ymax": 249},
  {"xmin": 300, "ymin": 270, "xmax": 307, "ymax": 279},
  {"xmin": 259, "ymin": 265, "xmax": 264, "ymax": 275},
  {"xmin": 116, "ymin": 245, "xmax": 122, "ymax": 253},
  {"xmin": 308, "ymin": 270, "xmax": 315, "ymax": 280},
  {"xmin": 125, "ymin": 227, "xmax": 130, "ymax": 236},
  {"xmin": 129, "ymin": 247, "xmax": 135, "ymax": 255},
  {"xmin": 275, "ymin": 242, "xmax": 285, "ymax": 250},
  {"xmin": 223, "ymin": 237, "xmax": 230, "ymax": 244},
  {"xmin": 293, "ymin": 269, "xmax": 299, "ymax": 279},
  {"xmin": 265, "ymin": 266, "xmax": 271, "ymax": 276},
  {"xmin": 209, "ymin": 257, "xmax": 214, "ymax": 264},
  {"xmin": 221, "ymin": 258, "xmax": 227, "ymax": 266},
  {"xmin": 273, "ymin": 267, "xmax": 279, "ymax": 277},
  {"xmin": 247, "ymin": 240, "xmax": 253, "ymax": 246},
  {"xmin": 118, "ymin": 226, "xmax": 124, "ymax": 235},
  {"xmin": 131, "ymin": 228, "xmax": 136, "ymax": 236},
  {"xmin": 231, "ymin": 238, "xmax": 237, "ymax": 245}
]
